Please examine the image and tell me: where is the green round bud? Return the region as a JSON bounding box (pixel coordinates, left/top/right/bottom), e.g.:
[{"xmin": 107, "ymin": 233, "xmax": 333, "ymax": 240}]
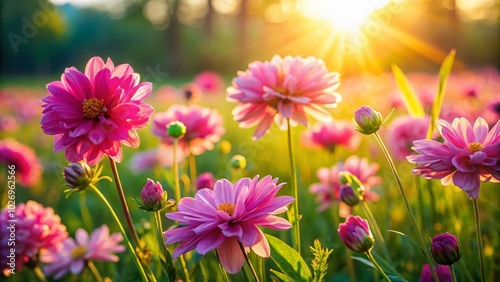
[
  {"xmin": 167, "ymin": 121, "xmax": 186, "ymax": 138},
  {"xmin": 230, "ymin": 155, "xmax": 246, "ymax": 170}
]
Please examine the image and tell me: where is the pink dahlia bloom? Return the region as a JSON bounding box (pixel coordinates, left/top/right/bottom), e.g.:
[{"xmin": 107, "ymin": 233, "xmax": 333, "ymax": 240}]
[
  {"xmin": 301, "ymin": 121, "xmax": 360, "ymax": 152},
  {"xmin": 194, "ymin": 71, "xmax": 225, "ymax": 95},
  {"xmin": 0, "ymin": 201, "xmax": 67, "ymax": 272},
  {"xmin": 152, "ymin": 105, "xmax": 225, "ymax": 156},
  {"xmin": 309, "ymin": 156, "xmax": 380, "ymax": 217},
  {"xmin": 164, "ymin": 175, "xmax": 294, "ymax": 274},
  {"xmin": 386, "ymin": 115, "xmax": 429, "ymax": 160},
  {"xmin": 227, "ymin": 55, "xmax": 341, "ymax": 139},
  {"xmin": 41, "ymin": 57, "xmax": 154, "ymax": 166},
  {"xmin": 0, "ymin": 139, "xmax": 43, "ymax": 187},
  {"xmin": 42, "ymin": 225, "xmax": 125, "ymax": 279},
  {"xmin": 419, "ymin": 264, "xmax": 452, "ymax": 282},
  {"xmin": 407, "ymin": 117, "xmax": 500, "ymax": 199}
]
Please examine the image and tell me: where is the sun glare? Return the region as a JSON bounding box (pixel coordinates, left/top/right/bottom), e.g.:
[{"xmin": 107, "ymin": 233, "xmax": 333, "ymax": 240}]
[{"xmin": 300, "ymin": 0, "xmax": 391, "ymax": 31}]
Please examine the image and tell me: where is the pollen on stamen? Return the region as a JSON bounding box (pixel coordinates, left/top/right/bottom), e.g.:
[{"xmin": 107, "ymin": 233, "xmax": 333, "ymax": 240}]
[
  {"xmin": 70, "ymin": 245, "xmax": 87, "ymax": 259},
  {"xmin": 217, "ymin": 202, "xmax": 235, "ymax": 216},
  {"xmin": 469, "ymin": 142, "xmax": 484, "ymax": 154},
  {"xmin": 82, "ymin": 98, "xmax": 105, "ymax": 119}
]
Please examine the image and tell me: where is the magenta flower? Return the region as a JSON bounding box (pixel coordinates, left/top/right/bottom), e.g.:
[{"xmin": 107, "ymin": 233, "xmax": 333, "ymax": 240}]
[
  {"xmin": 164, "ymin": 175, "xmax": 294, "ymax": 274},
  {"xmin": 309, "ymin": 155, "xmax": 380, "ymax": 217},
  {"xmin": 338, "ymin": 215, "xmax": 374, "ymax": 253},
  {"xmin": 196, "ymin": 172, "xmax": 216, "ymax": 190},
  {"xmin": 0, "ymin": 139, "xmax": 43, "ymax": 187},
  {"xmin": 194, "ymin": 71, "xmax": 225, "ymax": 95},
  {"xmin": 41, "ymin": 56, "xmax": 154, "ymax": 165},
  {"xmin": 301, "ymin": 121, "xmax": 360, "ymax": 152},
  {"xmin": 407, "ymin": 117, "xmax": 500, "ymax": 199},
  {"xmin": 152, "ymin": 105, "xmax": 225, "ymax": 156},
  {"xmin": 431, "ymin": 232, "xmax": 462, "ymax": 265},
  {"xmin": 419, "ymin": 264, "xmax": 452, "ymax": 282},
  {"xmin": 129, "ymin": 145, "xmax": 187, "ymax": 173},
  {"xmin": 386, "ymin": 115, "xmax": 429, "ymax": 160},
  {"xmin": 42, "ymin": 225, "xmax": 125, "ymax": 279},
  {"xmin": 0, "ymin": 201, "xmax": 67, "ymax": 272},
  {"xmin": 227, "ymin": 55, "xmax": 341, "ymax": 139}
]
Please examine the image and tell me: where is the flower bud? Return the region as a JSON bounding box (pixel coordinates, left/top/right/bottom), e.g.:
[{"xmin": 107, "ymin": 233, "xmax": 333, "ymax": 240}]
[
  {"xmin": 340, "ymin": 185, "xmax": 360, "ymax": 207},
  {"xmin": 218, "ymin": 140, "xmax": 232, "ymax": 155},
  {"xmin": 139, "ymin": 179, "xmax": 173, "ymax": 212},
  {"xmin": 419, "ymin": 264, "xmax": 452, "ymax": 282},
  {"xmin": 230, "ymin": 155, "xmax": 246, "ymax": 170},
  {"xmin": 196, "ymin": 172, "xmax": 216, "ymax": 190},
  {"xmin": 63, "ymin": 162, "xmax": 104, "ymax": 193},
  {"xmin": 167, "ymin": 121, "xmax": 186, "ymax": 139},
  {"xmin": 431, "ymin": 232, "xmax": 462, "ymax": 265},
  {"xmin": 338, "ymin": 215, "xmax": 374, "ymax": 253},
  {"xmin": 353, "ymin": 106, "xmax": 383, "ymax": 135}
]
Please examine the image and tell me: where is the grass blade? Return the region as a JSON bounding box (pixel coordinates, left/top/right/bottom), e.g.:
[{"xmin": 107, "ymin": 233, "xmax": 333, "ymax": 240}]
[{"xmin": 391, "ymin": 64, "xmax": 425, "ymax": 118}]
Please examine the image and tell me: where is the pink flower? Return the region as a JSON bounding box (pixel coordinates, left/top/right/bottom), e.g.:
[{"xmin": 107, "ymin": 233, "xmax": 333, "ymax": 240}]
[
  {"xmin": 196, "ymin": 172, "xmax": 216, "ymax": 190},
  {"xmin": 141, "ymin": 178, "xmax": 166, "ymax": 207},
  {"xmin": 419, "ymin": 264, "xmax": 452, "ymax": 282},
  {"xmin": 164, "ymin": 175, "xmax": 294, "ymax": 274},
  {"xmin": 0, "ymin": 139, "xmax": 43, "ymax": 187},
  {"xmin": 301, "ymin": 121, "xmax": 360, "ymax": 152},
  {"xmin": 194, "ymin": 71, "xmax": 225, "ymax": 94},
  {"xmin": 386, "ymin": 115, "xmax": 429, "ymax": 160},
  {"xmin": 309, "ymin": 155, "xmax": 380, "ymax": 217},
  {"xmin": 407, "ymin": 117, "xmax": 500, "ymax": 199},
  {"xmin": 338, "ymin": 215, "xmax": 374, "ymax": 253},
  {"xmin": 227, "ymin": 55, "xmax": 341, "ymax": 140},
  {"xmin": 129, "ymin": 145, "xmax": 187, "ymax": 172},
  {"xmin": 42, "ymin": 225, "xmax": 125, "ymax": 279},
  {"xmin": 0, "ymin": 201, "xmax": 67, "ymax": 272},
  {"xmin": 152, "ymin": 105, "xmax": 225, "ymax": 156},
  {"xmin": 41, "ymin": 56, "xmax": 154, "ymax": 166}
]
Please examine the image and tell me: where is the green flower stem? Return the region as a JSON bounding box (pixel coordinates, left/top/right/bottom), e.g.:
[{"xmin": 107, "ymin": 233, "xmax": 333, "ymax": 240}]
[
  {"xmin": 108, "ymin": 157, "xmax": 141, "ymax": 249},
  {"xmin": 87, "ymin": 261, "xmax": 103, "ymax": 282},
  {"xmin": 286, "ymin": 118, "xmax": 301, "ymax": 255},
  {"xmin": 189, "ymin": 150, "xmax": 197, "ymax": 192},
  {"xmin": 360, "ymin": 201, "xmax": 392, "ymax": 263},
  {"xmin": 173, "ymin": 139, "xmax": 182, "ymax": 203},
  {"xmin": 449, "ymin": 264, "xmax": 457, "ymax": 282},
  {"xmin": 215, "ymin": 250, "xmax": 231, "ymax": 282},
  {"xmin": 366, "ymin": 250, "xmax": 391, "ymax": 281},
  {"xmin": 179, "ymin": 254, "xmax": 192, "ymax": 282},
  {"xmin": 473, "ymin": 199, "xmax": 486, "ymax": 282},
  {"xmin": 154, "ymin": 211, "xmax": 175, "ymax": 282},
  {"xmin": 239, "ymin": 242, "xmax": 260, "ymax": 282},
  {"xmin": 33, "ymin": 266, "xmax": 47, "ymax": 282},
  {"xmin": 88, "ymin": 184, "xmax": 150, "ymax": 282},
  {"xmin": 373, "ymin": 133, "xmax": 439, "ymax": 282},
  {"xmin": 79, "ymin": 192, "xmax": 93, "ymax": 230},
  {"xmin": 346, "ymin": 249, "xmax": 356, "ymax": 282}
]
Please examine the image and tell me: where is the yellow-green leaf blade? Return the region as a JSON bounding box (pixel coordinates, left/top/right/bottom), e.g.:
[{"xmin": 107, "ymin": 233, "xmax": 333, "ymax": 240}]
[{"xmin": 391, "ymin": 64, "xmax": 425, "ymax": 118}]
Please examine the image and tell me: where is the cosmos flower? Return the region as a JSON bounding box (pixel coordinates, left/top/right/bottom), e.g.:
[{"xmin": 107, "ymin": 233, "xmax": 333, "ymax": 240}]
[
  {"xmin": 152, "ymin": 104, "xmax": 225, "ymax": 156},
  {"xmin": 0, "ymin": 201, "xmax": 67, "ymax": 272},
  {"xmin": 407, "ymin": 117, "xmax": 500, "ymax": 199},
  {"xmin": 42, "ymin": 225, "xmax": 125, "ymax": 279},
  {"xmin": 196, "ymin": 172, "xmax": 216, "ymax": 190},
  {"xmin": 164, "ymin": 175, "xmax": 293, "ymax": 274},
  {"xmin": 0, "ymin": 139, "xmax": 42, "ymax": 187},
  {"xmin": 301, "ymin": 120, "xmax": 360, "ymax": 152},
  {"xmin": 386, "ymin": 115, "xmax": 429, "ymax": 160},
  {"xmin": 41, "ymin": 56, "xmax": 154, "ymax": 165},
  {"xmin": 227, "ymin": 55, "xmax": 341, "ymax": 139},
  {"xmin": 194, "ymin": 71, "xmax": 225, "ymax": 95},
  {"xmin": 309, "ymin": 155, "xmax": 380, "ymax": 217}
]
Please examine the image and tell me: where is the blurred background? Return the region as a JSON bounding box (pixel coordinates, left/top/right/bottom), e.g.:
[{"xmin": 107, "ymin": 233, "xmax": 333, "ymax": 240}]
[{"xmin": 1, "ymin": 0, "xmax": 499, "ymax": 82}]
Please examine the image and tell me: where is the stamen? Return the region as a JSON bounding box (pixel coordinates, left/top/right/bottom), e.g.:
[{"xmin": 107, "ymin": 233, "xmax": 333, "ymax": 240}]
[
  {"xmin": 70, "ymin": 245, "xmax": 87, "ymax": 259},
  {"xmin": 469, "ymin": 142, "xmax": 484, "ymax": 154},
  {"xmin": 82, "ymin": 98, "xmax": 105, "ymax": 119},
  {"xmin": 217, "ymin": 202, "xmax": 235, "ymax": 216}
]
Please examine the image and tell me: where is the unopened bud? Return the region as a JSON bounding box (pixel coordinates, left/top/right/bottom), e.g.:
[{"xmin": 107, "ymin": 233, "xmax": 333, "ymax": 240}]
[
  {"xmin": 230, "ymin": 155, "xmax": 246, "ymax": 170},
  {"xmin": 167, "ymin": 121, "xmax": 186, "ymax": 138},
  {"xmin": 353, "ymin": 106, "xmax": 383, "ymax": 135}
]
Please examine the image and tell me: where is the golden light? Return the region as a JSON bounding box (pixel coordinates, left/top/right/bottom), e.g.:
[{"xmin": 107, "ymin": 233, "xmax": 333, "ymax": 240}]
[{"xmin": 300, "ymin": 0, "xmax": 392, "ymax": 31}]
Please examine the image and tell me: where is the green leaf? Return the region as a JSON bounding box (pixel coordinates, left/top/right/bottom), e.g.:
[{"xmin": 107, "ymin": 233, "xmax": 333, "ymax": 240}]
[
  {"xmin": 267, "ymin": 234, "xmax": 312, "ymax": 282},
  {"xmin": 270, "ymin": 269, "xmax": 296, "ymax": 282},
  {"xmin": 391, "ymin": 64, "xmax": 425, "ymax": 118},
  {"xmin": 351, "ymin": 256, "xmax": 409, "ymax": 282},
  {"xmin": 426, "ymin": 49, "xmax": 456, "ymax": 139},
  {"xmin": 387, "ymin": 230, "xmax": 425, "ymax": 255}
]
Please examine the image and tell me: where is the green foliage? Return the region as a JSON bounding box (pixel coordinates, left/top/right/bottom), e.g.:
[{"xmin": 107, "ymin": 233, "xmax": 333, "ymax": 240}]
[
  {"xmin": 426, "ymin": 49, "xmax": 456, "ymax": 139},
  {"xmin": 391, "ymin": 64, "xmax": 425, "ymax": 118},
  {"xmin": 267, "ymin": 234, "xmax": 312, "ymax": 282},
  {"xmin": 310, "ymin": 239, "xmax": 333, "ymax": 282}
]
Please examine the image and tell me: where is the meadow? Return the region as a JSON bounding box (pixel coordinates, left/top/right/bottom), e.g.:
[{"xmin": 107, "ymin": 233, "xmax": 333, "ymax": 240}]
[{"xmin": 0, "ymin": 54, "xmax": 499, "ymax": 282}]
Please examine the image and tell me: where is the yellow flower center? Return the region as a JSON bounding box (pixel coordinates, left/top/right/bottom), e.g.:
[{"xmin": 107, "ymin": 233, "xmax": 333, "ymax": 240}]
[
  {"xmin": 469, "ymin": 142, "xmax": 484, "ymax": 154},
  {"xmin": 70, "ymin": 245, "xmax": 87, "ymax": 259},
  {"xmin": 217, "ymin": 202, "xmax": 235, "ymax": 216},
  {"xmin": 82, "ymin": 98, "xmax": 105, "ymax": 119}
]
